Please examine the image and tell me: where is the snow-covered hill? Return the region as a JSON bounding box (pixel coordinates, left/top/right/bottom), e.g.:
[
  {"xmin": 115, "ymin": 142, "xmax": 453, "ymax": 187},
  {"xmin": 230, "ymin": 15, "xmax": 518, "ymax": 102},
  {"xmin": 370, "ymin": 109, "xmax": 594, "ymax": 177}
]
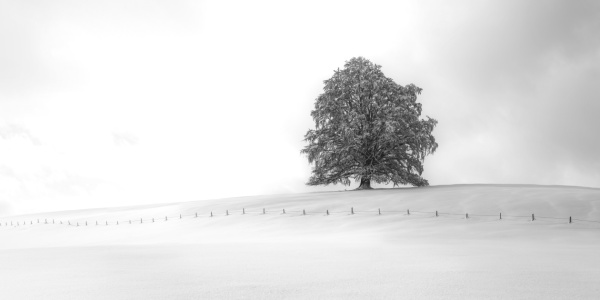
[{"xmin": 1, "ymin": 184, "xmax": 599, "ymax": 299}]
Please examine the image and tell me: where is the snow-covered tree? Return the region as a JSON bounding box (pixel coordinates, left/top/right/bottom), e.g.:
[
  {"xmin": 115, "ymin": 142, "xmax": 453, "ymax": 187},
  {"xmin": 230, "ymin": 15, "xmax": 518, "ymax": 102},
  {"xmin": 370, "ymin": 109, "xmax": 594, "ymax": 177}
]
[{"xmin": 301, "ymin": 57, "xmax": 438, "ymax": 189}]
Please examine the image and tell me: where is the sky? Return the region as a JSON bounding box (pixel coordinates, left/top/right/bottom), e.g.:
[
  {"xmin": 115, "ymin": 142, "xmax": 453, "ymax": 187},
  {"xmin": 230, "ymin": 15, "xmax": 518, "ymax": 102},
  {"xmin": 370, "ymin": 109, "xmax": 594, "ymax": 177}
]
[{"xmin": 1, "ymin": 0, "xmax": 599, "ymax": 215}]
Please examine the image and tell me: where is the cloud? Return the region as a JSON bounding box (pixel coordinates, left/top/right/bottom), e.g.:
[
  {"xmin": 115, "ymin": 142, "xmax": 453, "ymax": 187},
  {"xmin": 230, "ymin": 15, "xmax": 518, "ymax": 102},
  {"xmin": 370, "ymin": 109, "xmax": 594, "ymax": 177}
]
[
  {"xmin": 0, "ymin": 124, "xmax": 41, "ymax": 145},
  {"xmin": 0, "ymin": 200, "xmax": 12, "ymax": 217},
  {"xmin": 0, "ymin": 161, "xmax": 109, "ymax": 214},
  {"xmin": 42, "ymin": 170, "xmax": 105, "ymax": 197},
  {"xmin": 417, "ymin": 0, "xmax": 600, "ymax": 187},
  {"xmin": 112, "ymin": 132, "xmax": 139, "ymax": 146}
]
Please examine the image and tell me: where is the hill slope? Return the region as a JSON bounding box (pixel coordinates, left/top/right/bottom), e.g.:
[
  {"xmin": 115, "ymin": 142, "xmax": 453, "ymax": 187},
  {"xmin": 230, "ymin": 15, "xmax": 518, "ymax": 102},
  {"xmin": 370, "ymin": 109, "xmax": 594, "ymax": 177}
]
[{"xmin": 1, "ymin": 184, "xmax": 599, "ymax": 299}]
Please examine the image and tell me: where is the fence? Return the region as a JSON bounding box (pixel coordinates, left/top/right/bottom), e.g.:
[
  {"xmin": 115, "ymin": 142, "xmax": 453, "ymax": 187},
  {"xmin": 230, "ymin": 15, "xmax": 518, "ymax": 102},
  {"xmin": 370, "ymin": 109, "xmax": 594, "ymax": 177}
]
[{"xmin": 1, "ymin": 207, "xmax": 599, "ymax": 228}]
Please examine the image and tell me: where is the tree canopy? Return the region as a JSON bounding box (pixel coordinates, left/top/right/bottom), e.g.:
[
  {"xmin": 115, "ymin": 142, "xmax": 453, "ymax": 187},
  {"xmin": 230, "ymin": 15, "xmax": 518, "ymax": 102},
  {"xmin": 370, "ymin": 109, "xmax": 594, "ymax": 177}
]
[{"xmin": 301, "ymin": 57, "xmax": 438, "ymax": 189}]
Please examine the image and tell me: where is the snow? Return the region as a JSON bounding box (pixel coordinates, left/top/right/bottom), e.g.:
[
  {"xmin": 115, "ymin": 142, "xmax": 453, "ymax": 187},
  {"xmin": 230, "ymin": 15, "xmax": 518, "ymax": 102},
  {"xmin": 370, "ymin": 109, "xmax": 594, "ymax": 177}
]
[{"xmin": 1, "ymin": 184, "xmax": 599, "ymax": 299}]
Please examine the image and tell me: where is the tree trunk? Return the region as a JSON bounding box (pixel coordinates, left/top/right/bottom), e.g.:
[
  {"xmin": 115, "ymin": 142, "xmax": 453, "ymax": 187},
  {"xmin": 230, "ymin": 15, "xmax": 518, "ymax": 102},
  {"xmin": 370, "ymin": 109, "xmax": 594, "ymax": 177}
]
[{"xmin": 357, "ymin": 177, "xmax": 373, "ymax": 190}]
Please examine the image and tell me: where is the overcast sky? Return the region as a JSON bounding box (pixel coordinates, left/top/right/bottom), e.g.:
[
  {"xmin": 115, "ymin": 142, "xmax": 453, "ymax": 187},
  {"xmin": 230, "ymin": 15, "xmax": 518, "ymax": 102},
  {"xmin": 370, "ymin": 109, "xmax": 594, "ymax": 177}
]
[{"xmin": 1, "ymin": 0, "xmax": 599, "ymax": 215}]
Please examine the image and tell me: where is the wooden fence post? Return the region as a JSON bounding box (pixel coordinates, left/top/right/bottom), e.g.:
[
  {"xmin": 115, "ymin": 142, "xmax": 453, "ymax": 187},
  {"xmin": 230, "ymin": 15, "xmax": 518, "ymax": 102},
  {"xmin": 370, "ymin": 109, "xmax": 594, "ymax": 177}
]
[
  {"xmin": 407, "ymin": 209, "xmax": 410, "ymax": 215},
  {"xmin": 466, "ymin": 213, "xmax": 469, "ymax": 219},
  {"xmin": 436, "ymin": 211, "xmax": 438, "ymax": 217},
  {"xmin": 195, "ymin": 212, "xmax": 198, "ymax": 218},
  {"xmin": 180, "ymin": 214, "xmax": 182, "ymax": 219},
  {"xmin": 532, "ymin": 214, "xmax": 535, "ymax": 221},
  {"xmin": 351, "ymin": 207, "xmax": 354, "ymax": 214},
  {"xmin": 569, "ymin": 216, "xmax": 572, "ymax": 223},
  {"xmin": 500, "ymin": 212, "xmax": 502, "ymax": 220},
  {"xmin": 243, "ymin": 208, "xmax": 245, "ymax": 214},
  {"xmin": 303, "ymin": 209, "xmax": 306, "ymax": 215},
  {"xmin": 263, "ymin": 208, "xmax": 265, "ymax": 214},
  {"xmin": 226, "ymin": 210, "xmax": 229, "ymax": 216},
  {"xmin": 210, "ymin": 212, "xmax": 213, "ymax": 217},
  {"xmin": 283, "ymin": 209, "xmax": 285, "ymax": 214},
  {"xmin": 327, "ymin": 210, "xmax": 329, "ymax": 216}
]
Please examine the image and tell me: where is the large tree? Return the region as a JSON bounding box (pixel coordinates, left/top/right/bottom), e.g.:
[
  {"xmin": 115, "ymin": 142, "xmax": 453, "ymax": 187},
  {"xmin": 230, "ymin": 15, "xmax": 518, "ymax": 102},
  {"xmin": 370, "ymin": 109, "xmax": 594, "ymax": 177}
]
[{"xmin": 301, "ymin": 57, "xmax": 438, "ymax": 189}]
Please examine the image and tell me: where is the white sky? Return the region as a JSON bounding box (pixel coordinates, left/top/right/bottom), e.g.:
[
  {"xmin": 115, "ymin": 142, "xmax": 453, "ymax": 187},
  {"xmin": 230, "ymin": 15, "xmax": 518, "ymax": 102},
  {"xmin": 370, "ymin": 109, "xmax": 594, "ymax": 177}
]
[{"xmin": 1, "ymin": 0, "xmax": 599, "ymax": 215}]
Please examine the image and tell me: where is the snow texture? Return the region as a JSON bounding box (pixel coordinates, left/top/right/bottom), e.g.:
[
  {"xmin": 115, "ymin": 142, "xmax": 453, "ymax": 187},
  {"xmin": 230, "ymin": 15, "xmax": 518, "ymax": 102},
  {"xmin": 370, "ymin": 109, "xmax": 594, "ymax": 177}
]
[{"xmin": 1, "ymin": 184, "xmax": 599, "ymax": 299}]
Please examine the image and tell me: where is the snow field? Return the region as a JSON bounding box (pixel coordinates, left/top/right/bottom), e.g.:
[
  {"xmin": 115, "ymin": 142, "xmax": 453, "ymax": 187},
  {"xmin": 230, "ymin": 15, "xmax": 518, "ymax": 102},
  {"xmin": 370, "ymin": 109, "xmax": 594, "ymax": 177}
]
[{"xmin": 0, "ymin": 184, "xmax": 599, "ymax": 299}]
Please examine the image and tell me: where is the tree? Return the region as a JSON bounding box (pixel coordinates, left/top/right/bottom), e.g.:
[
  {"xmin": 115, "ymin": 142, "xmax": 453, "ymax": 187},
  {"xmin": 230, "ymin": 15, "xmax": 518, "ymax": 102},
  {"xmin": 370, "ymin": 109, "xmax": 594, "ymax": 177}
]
[{"xmin": 301, "ymin": 57, "xmax": 438, "ymax": 189}]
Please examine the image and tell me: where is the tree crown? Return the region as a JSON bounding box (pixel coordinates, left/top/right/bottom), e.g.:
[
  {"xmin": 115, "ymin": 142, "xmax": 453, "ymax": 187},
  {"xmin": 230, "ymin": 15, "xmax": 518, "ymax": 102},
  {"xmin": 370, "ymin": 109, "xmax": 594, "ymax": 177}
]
[{"xmin": 301, "ymin": 57, "xmax": 438, "ymax": 188}]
